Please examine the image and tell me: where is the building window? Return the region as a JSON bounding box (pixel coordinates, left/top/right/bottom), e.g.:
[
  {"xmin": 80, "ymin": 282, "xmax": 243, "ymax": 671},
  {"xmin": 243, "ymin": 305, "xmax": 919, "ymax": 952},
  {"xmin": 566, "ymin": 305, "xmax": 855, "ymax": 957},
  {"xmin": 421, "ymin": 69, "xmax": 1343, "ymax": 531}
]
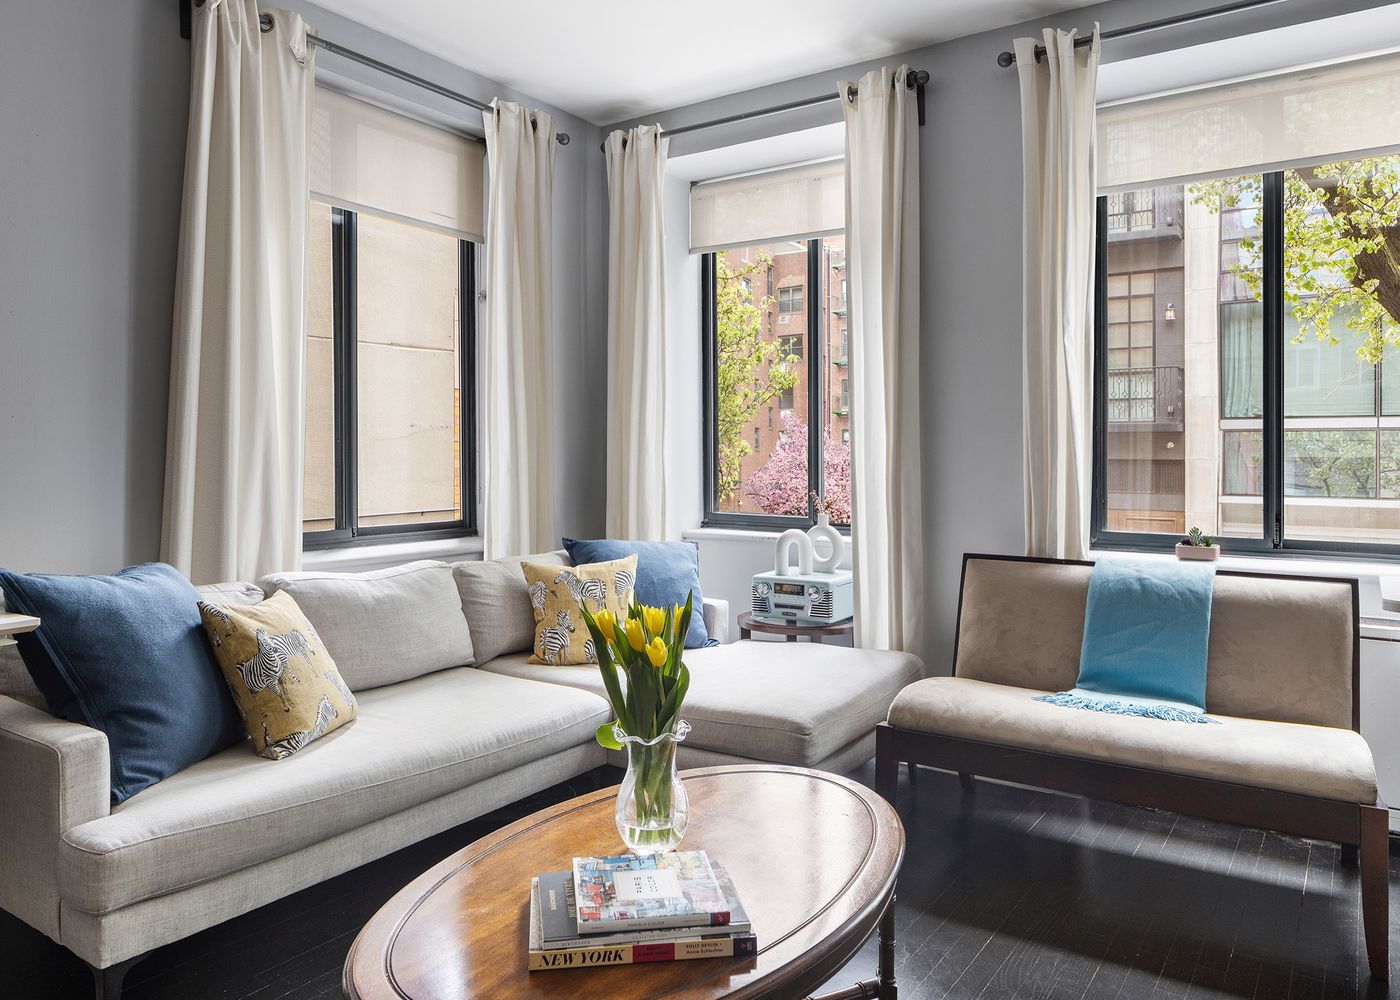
[
  {"xmin": 777, "ymin": 285, "xmax": 804, "ymax": 313},
  {"xmin": 1094, "ymin": 154, "xmax": 1400, "ymax": 553},
  {"xmin": 703, "ymin": 237, "xmax": 850, "ymax": 528},
  {"xmin": 303, "ymin": 201, "xmax": 476, "ymax": 544},
  {"xmin": 840, "ymin": 278, "xmax": 848, "ymax": 311},
  {"xmin": 841, "ymin": 378, "xmax": 849, "ymax": 409}
]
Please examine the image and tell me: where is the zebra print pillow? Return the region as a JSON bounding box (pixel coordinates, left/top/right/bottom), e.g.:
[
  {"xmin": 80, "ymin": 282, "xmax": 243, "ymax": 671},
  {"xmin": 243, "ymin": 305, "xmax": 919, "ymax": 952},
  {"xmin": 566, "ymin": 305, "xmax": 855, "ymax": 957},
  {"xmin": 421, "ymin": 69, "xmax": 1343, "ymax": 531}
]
[
  {"xmin": 521, "ymin": 556, "xmax": 637, "ymax": 665},
  {"xmin": 198, "ymin": 591, "xmax": 358, "ymax": 760}
]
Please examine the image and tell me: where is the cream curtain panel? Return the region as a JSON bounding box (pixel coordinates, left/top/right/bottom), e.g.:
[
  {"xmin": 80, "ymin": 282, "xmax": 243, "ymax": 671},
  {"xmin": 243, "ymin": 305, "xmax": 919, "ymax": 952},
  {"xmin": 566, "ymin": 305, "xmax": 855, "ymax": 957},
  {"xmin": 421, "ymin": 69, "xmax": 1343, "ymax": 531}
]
[
  {"xmin": 1017, "ymin": 27, "xmax": 1100, "ymax": 561},
  {"xmin": 162, "ymin": 0, "xmax": 313, "ymax": 583},
  {"xmin": 604, "ymin": 126, "xmax": 669, "ymax": 539},
  {"xmin": 482, "ymin": 100, "xmax": 556, "ymax": 558},
  {"xmin": 840, "ymin": 65, "xmax": 924, "ymax": 659}
]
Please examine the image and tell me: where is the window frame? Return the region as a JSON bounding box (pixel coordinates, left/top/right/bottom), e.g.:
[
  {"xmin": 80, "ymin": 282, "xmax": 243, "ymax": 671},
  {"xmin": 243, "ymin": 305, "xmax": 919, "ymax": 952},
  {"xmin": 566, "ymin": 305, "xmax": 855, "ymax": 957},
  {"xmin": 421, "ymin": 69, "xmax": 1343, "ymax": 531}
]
[
  {"xmin": 1090, "ymin": 175, "xmax": 1400, "ymax": 560},
  {"xmin": 701, "ymin": 239, "xmax": 832, "ymax": 531},
  {"xmin": 303, "ymin": 205, "xmax": 478, "ymax": 550}
]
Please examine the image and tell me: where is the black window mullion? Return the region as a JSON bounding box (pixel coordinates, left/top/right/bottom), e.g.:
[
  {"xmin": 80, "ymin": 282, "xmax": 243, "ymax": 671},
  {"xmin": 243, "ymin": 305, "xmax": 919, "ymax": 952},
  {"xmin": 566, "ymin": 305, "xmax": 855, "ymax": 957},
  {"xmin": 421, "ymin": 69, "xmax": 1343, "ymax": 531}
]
[
  {"xmin": 340, "ymin": 208, "xmax": 360, "ymax": 539},
  {"xmin": 807, "ymin": 238, "xmax": 823, "ymax": 518},
  {"xmin": 1262, "ymin": 172, "xmax": 1285, "ymax": 549},
  {"xmin": 1091, "ymin": 195, "xmax": 1109, "ymax": 544},
  {"xmin": 459, "ymin": 239, "xmax": 478, "ymax": 534}
]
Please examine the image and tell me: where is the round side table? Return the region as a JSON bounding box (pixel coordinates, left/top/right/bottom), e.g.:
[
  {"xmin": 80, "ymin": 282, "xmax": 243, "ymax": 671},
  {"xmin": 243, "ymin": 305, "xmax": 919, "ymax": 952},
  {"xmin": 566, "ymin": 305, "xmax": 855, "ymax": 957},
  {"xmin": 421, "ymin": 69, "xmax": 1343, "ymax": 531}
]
[{"xmin": 737, "ymin": 611, "xmax": 853, "ymax": 644}]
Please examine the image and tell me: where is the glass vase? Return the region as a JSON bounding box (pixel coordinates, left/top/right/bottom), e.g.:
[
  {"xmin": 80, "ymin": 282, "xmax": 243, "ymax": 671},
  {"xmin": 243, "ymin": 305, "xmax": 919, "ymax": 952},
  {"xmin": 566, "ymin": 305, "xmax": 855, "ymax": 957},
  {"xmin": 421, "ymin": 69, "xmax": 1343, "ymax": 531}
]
[{"xmin": 614, "ymin": 720, "xmax": 691, "ymax": 856}]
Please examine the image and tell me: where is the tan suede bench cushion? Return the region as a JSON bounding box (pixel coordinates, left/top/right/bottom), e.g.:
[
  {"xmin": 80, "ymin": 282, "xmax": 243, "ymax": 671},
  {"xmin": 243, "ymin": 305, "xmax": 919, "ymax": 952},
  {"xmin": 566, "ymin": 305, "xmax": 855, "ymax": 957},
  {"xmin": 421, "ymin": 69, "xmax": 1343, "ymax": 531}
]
[{"xmin": 889, "ymin": 676, "xmax": 1377, "ymax": 804}]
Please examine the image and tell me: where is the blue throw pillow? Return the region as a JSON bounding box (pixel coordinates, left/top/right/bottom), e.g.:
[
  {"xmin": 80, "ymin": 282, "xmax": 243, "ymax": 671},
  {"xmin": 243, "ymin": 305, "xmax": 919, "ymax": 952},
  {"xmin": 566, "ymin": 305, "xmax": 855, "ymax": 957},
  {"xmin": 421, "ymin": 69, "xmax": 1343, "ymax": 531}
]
[
  {"xmin": 0, "ymin": 563, "xmax": 245, "ymax": 803},
  {"xmin": 562, "ymin": 539, "xmax": 717, "ymax": 648}
]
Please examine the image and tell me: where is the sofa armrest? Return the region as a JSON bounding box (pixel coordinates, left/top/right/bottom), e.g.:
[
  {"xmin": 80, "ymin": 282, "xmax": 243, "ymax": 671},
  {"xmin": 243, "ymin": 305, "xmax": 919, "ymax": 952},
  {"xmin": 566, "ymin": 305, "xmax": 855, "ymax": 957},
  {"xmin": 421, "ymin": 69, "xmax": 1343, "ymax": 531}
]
[
  {"xmin": 703, "ymin": 597, "xmax": 731, "ymax": 644},
  {"xmin": 0, "ymin": 694, "xmax": 109, "ymax": 941}
]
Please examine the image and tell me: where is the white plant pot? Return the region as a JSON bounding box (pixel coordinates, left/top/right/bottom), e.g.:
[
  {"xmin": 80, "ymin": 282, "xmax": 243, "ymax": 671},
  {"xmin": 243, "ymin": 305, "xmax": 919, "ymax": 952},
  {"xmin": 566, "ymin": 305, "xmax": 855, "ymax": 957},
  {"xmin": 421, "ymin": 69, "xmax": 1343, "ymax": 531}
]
[
  {"xmin": 808, "ymin": 512, "xmax": 843, "ymax": 574},
  {"xmin": 1175, "ymin": 543, "xmax": 1220, "ymax": 561}
]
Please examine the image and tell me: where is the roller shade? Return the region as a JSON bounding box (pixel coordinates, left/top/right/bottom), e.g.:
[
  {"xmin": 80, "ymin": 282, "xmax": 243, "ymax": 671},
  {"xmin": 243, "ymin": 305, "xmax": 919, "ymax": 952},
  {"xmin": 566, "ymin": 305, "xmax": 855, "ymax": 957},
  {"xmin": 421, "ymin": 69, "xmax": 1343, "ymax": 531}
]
[
  {"xmin": 1098, "ymin": 51, "xmax": 1400, "ymax": 193},
  {"xmin": 311, "ymin": 86, "xmax": 485, "ymax": 242},
  {"xmin": 690, "ymin": 158, "xmax": 844, "ymax": 253}
]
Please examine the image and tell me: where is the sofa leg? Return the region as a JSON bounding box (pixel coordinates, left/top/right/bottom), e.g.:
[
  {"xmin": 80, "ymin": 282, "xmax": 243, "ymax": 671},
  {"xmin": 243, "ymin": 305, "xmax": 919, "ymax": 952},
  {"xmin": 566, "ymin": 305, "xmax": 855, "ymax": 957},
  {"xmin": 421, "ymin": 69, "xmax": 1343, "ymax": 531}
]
[
  {"xmin": 875, "ymin": 725, "xmax": 898, "ymax": 806},
  {"xmin": 958, "ymin": 772, "xmax": 976, "ymax": 792},
  {"xmin": 90, "ymin": 954, "xmax": 143, "ymax": 1000},
  {"xmin": 1360, "ymin": 805, "xmax": 1390, "ymax": 981}
]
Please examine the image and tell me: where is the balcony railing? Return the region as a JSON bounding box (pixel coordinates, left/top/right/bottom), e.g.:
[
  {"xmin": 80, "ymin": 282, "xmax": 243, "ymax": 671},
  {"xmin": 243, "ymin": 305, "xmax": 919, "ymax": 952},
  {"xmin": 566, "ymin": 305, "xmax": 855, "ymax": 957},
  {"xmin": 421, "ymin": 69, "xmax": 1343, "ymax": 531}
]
[
  {"xmin": 1107, "ymin": 186, "xmax": 1183, "ymax": 239},
  {"xmin": 1107, "ymin": 365, "xmax": 1184, "ymax": 426}
]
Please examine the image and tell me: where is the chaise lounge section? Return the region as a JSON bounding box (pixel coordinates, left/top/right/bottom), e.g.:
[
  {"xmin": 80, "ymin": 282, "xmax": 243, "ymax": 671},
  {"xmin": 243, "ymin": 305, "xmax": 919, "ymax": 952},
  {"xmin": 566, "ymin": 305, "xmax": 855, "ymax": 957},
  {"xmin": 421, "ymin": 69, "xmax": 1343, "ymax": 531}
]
[{"xmin": 875, "ymin": 553, "xmax": 1387, "ymax": 980}]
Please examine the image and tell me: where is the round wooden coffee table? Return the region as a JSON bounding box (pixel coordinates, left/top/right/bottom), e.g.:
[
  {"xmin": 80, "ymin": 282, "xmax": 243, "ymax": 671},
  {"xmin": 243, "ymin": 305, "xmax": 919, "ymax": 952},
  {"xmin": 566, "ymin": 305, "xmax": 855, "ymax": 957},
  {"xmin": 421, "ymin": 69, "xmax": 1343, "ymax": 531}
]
[
  {"xmin": 344, "ymin": 764, "xmax": 904, "ymax": 1000},
  {"xmin": 737, "ymin": 612, "xmax": 854, "ymax": 644}
]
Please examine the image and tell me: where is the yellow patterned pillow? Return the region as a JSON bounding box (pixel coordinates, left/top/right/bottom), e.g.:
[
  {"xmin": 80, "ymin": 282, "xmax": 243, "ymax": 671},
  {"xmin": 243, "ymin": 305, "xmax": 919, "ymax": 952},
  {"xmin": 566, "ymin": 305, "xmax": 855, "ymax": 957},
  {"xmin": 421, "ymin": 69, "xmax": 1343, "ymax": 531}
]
[
  {"xmin": 522, "ymin": 556, "xmax": 637, "ymax": 665},
  {"xmin": 198, "ymin": 590, "xmax": 358, "ymax": 759}
]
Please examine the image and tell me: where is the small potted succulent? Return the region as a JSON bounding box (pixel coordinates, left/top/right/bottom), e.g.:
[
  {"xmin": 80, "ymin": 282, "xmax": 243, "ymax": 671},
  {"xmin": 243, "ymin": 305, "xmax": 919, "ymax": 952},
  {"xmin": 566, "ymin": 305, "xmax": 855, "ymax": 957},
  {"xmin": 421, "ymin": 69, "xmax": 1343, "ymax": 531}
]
[{"xmin": 1175, "ymin": 526, "xmax": 1220, "ymax": 561}]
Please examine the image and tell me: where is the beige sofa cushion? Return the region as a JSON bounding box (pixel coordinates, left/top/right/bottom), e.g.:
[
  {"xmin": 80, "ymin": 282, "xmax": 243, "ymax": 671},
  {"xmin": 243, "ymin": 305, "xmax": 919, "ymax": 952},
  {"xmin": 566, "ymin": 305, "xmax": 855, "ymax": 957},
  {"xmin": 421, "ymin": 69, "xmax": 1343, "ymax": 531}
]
[
  {"xmin": 955, "ymin": 557, "xmax": 1356, "ymax": 729},
  {"xmin": 257, "ymin": 561, "xmax": 474, "ymax": 690},
  {"xmin": 451, "ymin": 550, "xmax": 569, "ymax": 664},
  {"xmin": 888, "ymin": 676, "xmax": 1377, "ymax": 804},
  {"xmin": 59, "ymin": 668, "xmax": 609, "ymax": 914},
  {"xmin": 482, "ymin": 640, "xmax": 923, "ymax": 767}
]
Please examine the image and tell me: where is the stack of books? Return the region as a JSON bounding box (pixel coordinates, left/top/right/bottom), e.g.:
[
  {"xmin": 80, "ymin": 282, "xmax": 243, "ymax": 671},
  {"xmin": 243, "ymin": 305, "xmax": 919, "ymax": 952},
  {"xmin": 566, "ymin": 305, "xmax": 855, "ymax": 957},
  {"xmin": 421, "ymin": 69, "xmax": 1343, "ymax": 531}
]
[{"xmin": 527, "ymin": 849, "xmax": 757, "ymax": 971}]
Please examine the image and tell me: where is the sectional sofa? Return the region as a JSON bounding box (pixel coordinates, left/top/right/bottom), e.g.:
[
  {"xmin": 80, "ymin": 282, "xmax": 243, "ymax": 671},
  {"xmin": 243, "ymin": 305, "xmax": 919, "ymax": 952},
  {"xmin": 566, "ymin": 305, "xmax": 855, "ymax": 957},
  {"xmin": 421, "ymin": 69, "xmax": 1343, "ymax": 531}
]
[{"xmin": 0, "ymin": 549, "xmax": 923, "ymax": 999}]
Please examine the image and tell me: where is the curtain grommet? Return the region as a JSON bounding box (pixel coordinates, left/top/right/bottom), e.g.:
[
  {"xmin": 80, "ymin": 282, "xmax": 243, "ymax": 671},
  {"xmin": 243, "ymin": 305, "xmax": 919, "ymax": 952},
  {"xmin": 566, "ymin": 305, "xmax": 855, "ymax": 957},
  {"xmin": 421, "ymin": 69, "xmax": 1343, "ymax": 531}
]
[{"xmin": 260, "ymin": 13, "xmax": 274, "ymax": 32}]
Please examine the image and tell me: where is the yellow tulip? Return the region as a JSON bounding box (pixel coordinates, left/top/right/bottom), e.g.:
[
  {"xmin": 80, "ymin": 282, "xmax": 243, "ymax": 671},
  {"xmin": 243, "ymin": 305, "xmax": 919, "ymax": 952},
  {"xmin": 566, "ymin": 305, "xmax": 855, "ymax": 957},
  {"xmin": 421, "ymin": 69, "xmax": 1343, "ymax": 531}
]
[
  {"xmin": 643, "ymin": 605, "xmax": 666, "ymax": 635},
  {"xmin": 646, "ymin": 636, "xmax": 668, "ymax": 668},
  {"xmin": 595, "ymin": 608, "xmax": 617, "ymax": 643},
  {"xmin": 674, "ymin": 603, "xmax": 685, "ymax": 624},
  {"xmin": 625, "ymin": 617, "xmax": 647, "ymax": 652}
]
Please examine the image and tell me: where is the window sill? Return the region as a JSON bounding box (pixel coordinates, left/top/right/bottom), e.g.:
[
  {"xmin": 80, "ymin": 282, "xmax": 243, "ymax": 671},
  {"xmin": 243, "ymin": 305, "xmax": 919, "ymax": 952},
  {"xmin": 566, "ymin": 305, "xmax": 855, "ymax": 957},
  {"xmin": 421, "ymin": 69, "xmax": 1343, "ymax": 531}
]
[{"xmin": 302, "ymin": 534, "xmax": 483, "ymax": 572}]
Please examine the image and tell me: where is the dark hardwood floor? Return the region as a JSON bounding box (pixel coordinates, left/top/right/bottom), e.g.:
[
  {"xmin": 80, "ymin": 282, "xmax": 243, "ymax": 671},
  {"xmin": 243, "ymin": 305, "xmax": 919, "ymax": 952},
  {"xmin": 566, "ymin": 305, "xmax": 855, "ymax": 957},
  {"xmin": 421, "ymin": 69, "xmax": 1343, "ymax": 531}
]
[{"xmin": 5, "ymin": 763, "xmax": 1395, "ymax": 999}]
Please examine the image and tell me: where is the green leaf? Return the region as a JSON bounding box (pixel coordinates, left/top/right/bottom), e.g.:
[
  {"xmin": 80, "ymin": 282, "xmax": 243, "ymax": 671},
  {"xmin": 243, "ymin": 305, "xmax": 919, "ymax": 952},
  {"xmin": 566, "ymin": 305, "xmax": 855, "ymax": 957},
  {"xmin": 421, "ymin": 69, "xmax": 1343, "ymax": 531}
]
[{"xmin": 595, "ymin": 721, "xmax": 623, "ymax": 750}]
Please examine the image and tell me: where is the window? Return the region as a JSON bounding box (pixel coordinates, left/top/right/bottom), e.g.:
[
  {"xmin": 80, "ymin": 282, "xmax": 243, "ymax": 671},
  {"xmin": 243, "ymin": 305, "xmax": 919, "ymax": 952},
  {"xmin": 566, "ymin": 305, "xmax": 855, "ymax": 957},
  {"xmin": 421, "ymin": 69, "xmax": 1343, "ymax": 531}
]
[
  {"xmin": 1094, "ymin": 157, "xmax": 1400, "ymax": 553},
  {"xmin": 703, "ymin": 236, "xmax": 850, "ymax": 528},
  {"xmin": 303, "ymin": 201, "xmax": 476, "ymax": 544},
  {"xmin": 777, "ymin": 286, "xmax": 804, "ymax": 313}
]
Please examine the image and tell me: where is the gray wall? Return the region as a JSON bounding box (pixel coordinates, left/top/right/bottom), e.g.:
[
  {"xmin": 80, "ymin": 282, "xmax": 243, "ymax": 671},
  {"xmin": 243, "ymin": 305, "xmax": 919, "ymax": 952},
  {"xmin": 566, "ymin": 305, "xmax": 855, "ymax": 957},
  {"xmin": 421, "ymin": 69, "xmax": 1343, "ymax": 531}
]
[
  {"xmin": 0, "ymin": 0, "xmax": 608, "ymax": 575},
  {"xmin": 608, "ymin": 0, "xmax": 1393, "ymax": 671}
]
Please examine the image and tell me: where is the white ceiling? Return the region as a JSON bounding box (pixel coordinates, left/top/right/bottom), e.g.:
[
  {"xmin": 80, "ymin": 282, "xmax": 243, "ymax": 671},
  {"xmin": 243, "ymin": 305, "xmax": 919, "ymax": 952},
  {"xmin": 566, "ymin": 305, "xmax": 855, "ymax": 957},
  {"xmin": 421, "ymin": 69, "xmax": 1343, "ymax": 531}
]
[{"xmin": 316, "ymin": 0, "xmax": 1095, "ymax": 125}]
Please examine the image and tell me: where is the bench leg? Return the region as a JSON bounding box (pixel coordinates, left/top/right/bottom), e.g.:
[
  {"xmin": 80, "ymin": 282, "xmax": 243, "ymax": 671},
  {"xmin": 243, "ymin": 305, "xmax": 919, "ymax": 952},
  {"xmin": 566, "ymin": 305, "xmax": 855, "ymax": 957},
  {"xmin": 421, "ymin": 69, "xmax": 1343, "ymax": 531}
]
[
  {"xmin": 906, "ymin": 762, "xmax": 917, "ymax": 786},
  {"xmin": 1342, "ymin": 843, "xmax": 1359, "ymax": 868},
  {"xmin": 958, "ymin": 772, "xmax": 976, "ymax": 792},
  {"xmin": 1360, "ymin": 805, "xmax": 1390, "ymax": 981},
  {"xmin": 90, "ymin": 954, "xmax": 143, "ymax": 1000}
]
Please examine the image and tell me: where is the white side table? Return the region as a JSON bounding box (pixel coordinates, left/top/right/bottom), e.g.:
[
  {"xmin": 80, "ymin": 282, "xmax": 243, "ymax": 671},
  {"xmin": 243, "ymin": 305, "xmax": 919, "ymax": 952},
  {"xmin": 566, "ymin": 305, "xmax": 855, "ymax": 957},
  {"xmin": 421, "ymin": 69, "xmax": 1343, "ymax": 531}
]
[
  {"xmin": 1380, "ymin": 577, "xmax": 1400, "ymax": 614},
  {"xmin": 0, "ymin": 611, "xmax": 40, "ymax": 646}
]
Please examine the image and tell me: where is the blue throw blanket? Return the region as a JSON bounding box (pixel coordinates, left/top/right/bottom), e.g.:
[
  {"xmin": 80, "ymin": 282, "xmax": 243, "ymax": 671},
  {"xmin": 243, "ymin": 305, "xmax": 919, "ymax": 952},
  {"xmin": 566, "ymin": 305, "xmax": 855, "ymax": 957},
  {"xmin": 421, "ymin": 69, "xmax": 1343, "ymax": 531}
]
[{"xmin": 1035, "ymin": 556, "xmax": 1217, "ymax": 723}]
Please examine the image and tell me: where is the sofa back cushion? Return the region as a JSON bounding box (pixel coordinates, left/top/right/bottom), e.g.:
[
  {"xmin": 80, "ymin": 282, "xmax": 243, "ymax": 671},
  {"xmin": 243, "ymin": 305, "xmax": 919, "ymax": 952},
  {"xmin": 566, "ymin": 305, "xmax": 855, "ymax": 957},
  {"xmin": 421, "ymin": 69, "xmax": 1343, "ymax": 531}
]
[
  {"xmin": 257, "ymin": 561, "xmax": 473, "ymax": 690},
  {"xmin": 955, "ymin": 556, "xmax": 1356, "ymax": 729},
  {"xmin": 452, "ymin": 550, "xmax": 569, "ymax": 664}
]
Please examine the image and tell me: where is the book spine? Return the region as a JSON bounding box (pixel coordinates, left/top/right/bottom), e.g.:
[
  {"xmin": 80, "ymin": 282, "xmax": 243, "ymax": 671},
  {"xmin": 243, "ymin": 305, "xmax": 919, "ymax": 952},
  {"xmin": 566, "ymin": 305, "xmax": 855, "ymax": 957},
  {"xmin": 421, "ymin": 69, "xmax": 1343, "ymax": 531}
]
[
  {"xmin": 528, "ymin": 934, "xmax": 757, "ymax": 972},
  {"xmin": 578, "ymin": 910, "xmax": 733, "ymax": 936},
  {"xmin": 543, "ymin": 920, "xmax": 753, "ymax": 951}
]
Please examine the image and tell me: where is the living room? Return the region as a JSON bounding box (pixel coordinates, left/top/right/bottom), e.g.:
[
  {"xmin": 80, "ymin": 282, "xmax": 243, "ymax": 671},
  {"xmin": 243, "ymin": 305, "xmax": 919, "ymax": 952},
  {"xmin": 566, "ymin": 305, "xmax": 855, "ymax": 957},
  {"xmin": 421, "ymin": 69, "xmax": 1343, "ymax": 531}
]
[{"xmin": 3, "ymin": 0, "xmax": 1400, "ymax": 997}]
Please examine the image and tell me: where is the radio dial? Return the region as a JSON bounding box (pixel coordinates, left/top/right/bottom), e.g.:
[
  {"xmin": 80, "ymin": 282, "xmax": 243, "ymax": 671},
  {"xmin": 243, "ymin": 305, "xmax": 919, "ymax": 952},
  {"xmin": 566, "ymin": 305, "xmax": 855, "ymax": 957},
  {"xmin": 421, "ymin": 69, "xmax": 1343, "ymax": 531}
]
[
  {"xmin": 807, "ymin": 586, "xmax": 819, "ymax": 598},
  {"xmin": 756, "ymin": 582, "xmax": 771, "ymax": 597}
]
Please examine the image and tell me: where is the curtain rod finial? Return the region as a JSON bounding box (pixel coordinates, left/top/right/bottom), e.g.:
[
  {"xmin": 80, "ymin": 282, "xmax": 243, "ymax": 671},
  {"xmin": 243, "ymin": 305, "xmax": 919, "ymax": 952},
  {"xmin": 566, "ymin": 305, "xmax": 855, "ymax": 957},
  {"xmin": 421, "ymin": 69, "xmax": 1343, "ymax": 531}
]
[{"xmin": 997, "ymin": 50, "xmax": 1016, "ymax": 68}]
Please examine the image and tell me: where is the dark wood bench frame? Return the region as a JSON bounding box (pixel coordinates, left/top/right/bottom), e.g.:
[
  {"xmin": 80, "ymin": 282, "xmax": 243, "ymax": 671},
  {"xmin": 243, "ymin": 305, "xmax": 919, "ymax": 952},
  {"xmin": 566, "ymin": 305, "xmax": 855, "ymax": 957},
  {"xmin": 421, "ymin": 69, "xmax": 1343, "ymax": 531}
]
[{"xmin": 875, "ymin": 552, "xmax": 1389, "ymax": 981}]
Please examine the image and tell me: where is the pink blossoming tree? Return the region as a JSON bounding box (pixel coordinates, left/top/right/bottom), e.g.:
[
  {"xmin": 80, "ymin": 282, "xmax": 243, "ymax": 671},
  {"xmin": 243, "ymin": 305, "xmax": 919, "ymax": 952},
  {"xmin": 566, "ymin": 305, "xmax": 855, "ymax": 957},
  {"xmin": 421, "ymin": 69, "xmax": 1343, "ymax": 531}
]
[{"xmin": 744, "ymin": 411, "xmax": 851, "ymax": 523}]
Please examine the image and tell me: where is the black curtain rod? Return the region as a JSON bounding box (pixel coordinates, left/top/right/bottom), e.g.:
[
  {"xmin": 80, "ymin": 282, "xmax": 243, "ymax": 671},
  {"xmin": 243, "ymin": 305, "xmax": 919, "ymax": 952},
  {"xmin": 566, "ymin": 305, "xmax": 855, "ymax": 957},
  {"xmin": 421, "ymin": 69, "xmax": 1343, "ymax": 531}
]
[
  {"xmin": 177, "ymin": 1, "xmax": 571, "ymax": 145},
  {"xmin": 602, "ymin": 69, "xmax": 929, "ymax": 151},
  {"xmin": 995, "ymin": 0, "xmax": 1291, "ymax": 67}
]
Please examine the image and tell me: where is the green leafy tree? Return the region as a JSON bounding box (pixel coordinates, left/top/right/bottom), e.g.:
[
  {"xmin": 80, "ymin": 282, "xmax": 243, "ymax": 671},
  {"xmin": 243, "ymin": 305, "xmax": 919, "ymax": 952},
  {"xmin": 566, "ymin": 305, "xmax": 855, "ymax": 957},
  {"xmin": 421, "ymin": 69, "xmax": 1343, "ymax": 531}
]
[
  {"xmin": 714, "ymin": 252, "xmax": 799, "ymax": 504},
  {"xmin": 1192, "ymin": 156, "xmax": 1400, "ymax": 362},
  {"xmin": 1287, "ymin": 431, "xmax": 1376, "ymax": 498}
]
